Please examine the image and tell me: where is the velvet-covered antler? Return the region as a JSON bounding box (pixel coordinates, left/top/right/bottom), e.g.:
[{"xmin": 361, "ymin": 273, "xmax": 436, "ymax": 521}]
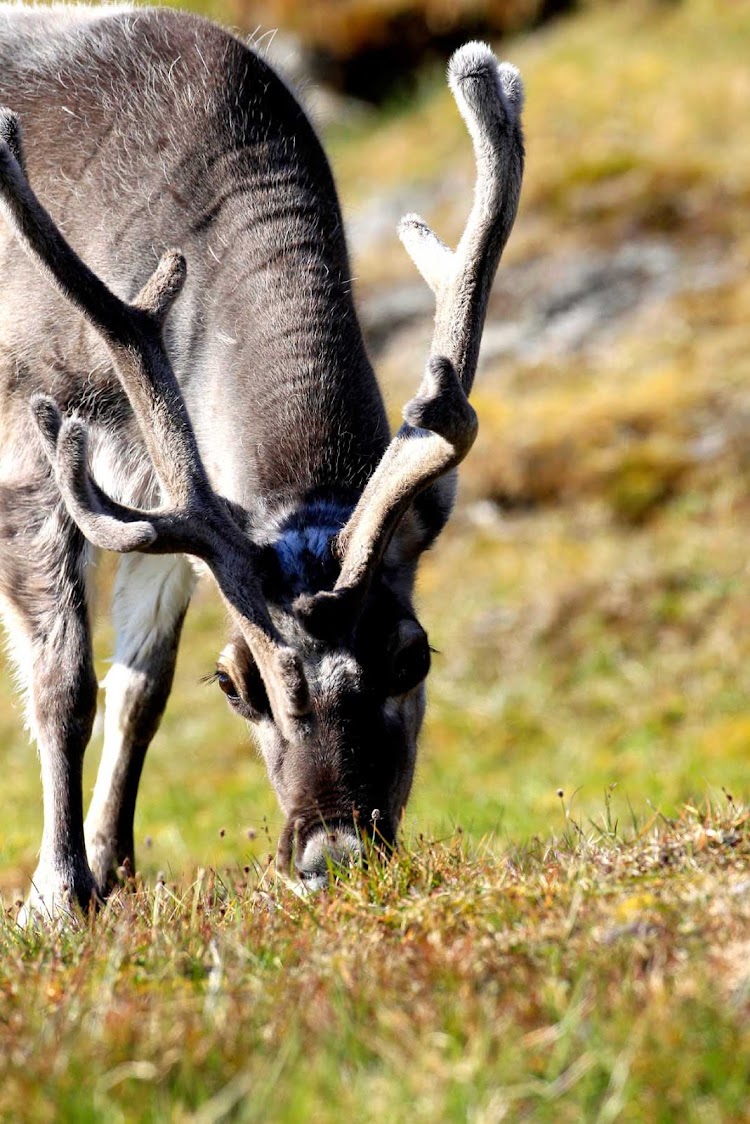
[{"xmin": 297, "ymin": 43, "xmax": 525, "ymax": 634}]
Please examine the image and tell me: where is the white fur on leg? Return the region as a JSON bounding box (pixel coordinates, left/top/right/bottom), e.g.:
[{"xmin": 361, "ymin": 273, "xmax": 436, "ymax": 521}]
[
  {"xmin": 86, "ymin": 661, "xmax": 148, "ymax": 838},
  {"xmin": 106, "ymin": 552, "xmax": 197, "ymax": 670},
  {"xmin": 85, "ymin": 553, "xmax": 196, "ymax": 873}
]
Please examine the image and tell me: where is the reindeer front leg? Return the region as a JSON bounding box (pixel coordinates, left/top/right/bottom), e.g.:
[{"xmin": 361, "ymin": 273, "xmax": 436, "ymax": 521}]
[
  {"xmin": 84, "ymin": 552, "xmax": 195, "ymax": 891},
  {"xmin": 0, "ymin": 472, "xmax": 99, "ymax": 922}
]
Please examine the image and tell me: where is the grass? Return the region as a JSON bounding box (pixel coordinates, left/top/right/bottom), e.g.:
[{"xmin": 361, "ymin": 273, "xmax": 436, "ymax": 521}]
[
  {"xmin": 3, "ymin": 0, "xmax": 750, "ymax": 1117},
  {"xmin": 2, "ymin": 803, "xmax": 750, "ymax": 1120}
]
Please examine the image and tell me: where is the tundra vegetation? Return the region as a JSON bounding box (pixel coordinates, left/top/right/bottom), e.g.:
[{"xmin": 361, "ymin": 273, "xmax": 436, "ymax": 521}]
[{"xmin": 2, "ymin": 0, "xmax": 750, "ymax": 1119}]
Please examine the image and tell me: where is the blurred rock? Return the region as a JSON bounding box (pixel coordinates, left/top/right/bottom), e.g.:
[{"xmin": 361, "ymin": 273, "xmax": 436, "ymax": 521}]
[
  {"xmin": 348, "ymin": 171, "xmax": 467, "ymax": 257},
  {"xmin": 359, "ymin": 283, "xmax": 434, "ymax": 354},
  {"xmin": 359, "ymin": 234, "xmax": 737, "ymax": 370}
]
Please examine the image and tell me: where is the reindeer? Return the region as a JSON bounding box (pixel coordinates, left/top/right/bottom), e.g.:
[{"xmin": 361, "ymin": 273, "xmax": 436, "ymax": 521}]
[{"xmin": 0, "ymin": 4, "xmax": 524, "ymax": 918}]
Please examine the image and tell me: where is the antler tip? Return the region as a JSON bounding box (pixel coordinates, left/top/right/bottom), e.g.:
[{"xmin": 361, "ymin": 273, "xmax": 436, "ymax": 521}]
[
  {"xmin": 29, "ymin": 393, "xmax": 63, "ymax": 458},
  {"xmin": 497, "ymin": 61, "xmax": 525, "ymax": 115},
  {"xmin": 136, "ymin": 247, "xmax": 187, "ymax": 322},
  {"xmin": 57, "ymin": 415, "xmax": 90, "ymax": 469},
  {"xmin": 398, "ymin": 213, "xmax": 453, "ymax": 293},
  {"xmin": 403, "ymin": 355, "xmax": 477, "ymax": 452},
  {"xmin": 0, "ymin": 106, "xmax": 25, "ymax": 170},
  {"xmin": 448, "ymin": 41, "xmax": 495, "ymax": 82},
  {"xmin": 0, "ymin": 106, "xmax": 20, "ymax": 142},
  {"xmin": 448, "ymin": 42, "xmax": 524, "ymax": 124},
  {"xmin": 397, "ymin": 212, "xmax": 427, "ymax": 238},
  {"xmin": 161, "ymin": 246, "xmax": 187, "ymax": 275},
  {"xmin": 155, "ymin": 247, "xmax": 187, "ymax": 294}
]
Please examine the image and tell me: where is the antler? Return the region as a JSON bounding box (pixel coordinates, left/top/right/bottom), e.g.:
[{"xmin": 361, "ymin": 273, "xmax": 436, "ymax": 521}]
[
  {"xmin": 0, "ymin": 110, "xmax": 311, "ymax": 737},
  {"xmin": 297, "ymin": 43, "xmax": 524, "ymax": 635}
]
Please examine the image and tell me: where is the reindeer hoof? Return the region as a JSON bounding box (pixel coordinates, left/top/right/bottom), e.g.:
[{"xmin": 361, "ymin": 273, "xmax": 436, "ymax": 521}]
[{"xmin": 17, "ymin": 863, "xmax": 100, "ymax": 928}]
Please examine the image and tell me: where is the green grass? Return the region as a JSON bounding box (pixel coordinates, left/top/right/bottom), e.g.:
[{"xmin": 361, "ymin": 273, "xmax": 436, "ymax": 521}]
[{"xmin": 3, "ymin": 0, "xmax": 750, "ymax": 1117}]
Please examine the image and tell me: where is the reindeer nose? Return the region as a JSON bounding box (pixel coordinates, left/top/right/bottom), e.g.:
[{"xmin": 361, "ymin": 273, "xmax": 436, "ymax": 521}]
[{"xmin": 296, "ymin": 826, "xmax": 364, "ymax": 892}]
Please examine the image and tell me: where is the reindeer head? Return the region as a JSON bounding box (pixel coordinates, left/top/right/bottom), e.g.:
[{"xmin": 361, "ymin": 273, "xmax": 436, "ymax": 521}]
[
  {"xmin": 215, "ymin": 558, "xmax": 430, "ymax": 887},
  {"xmin": 0, "ymin": 42, "xmax": 524, "ymax": 887}
]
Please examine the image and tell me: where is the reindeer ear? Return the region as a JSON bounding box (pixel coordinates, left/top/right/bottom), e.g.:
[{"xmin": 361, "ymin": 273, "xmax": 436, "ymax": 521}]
[
  {"xmin": 388, "ymin": 618, "xmax": 431, "ymax": 696},
  {"xmin": 294, "ymin": 586, "xmax": 361, "ymax": 642}
]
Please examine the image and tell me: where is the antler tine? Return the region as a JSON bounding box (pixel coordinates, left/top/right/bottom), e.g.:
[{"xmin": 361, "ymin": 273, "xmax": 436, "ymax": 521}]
[
  {"xmin": 297, "ymin": 45, "xmax": 524, "ymax": 635},
  {"xmin": 0, "ymin": 106, "xmax": 26, "ymax": 170},
  {"xmin": 399, "ymin": 43, "xmax": 524, "ymax": 395},
  {"xmin": 32, "ymin": 395, "xmax": 160, "ymax": 552},
  {"xmin": 31, "ymin": 391, "xmax": 219, "ymax": 556},
  {"xmin": 0, "ymin": 111, "xmax": 311, "ymax": 735}
]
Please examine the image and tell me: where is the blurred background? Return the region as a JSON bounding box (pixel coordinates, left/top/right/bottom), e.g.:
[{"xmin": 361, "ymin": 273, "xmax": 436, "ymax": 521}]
[{"xmin": 2, "ymin": 0, "xmax": 749, "ymax": 897}]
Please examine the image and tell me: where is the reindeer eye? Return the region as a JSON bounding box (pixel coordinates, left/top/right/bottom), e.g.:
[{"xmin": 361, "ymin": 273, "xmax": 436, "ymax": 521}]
[
  {"xmin": 215, "ymin": 661, "xmax": 270, "ymax": 721},
  {"xmin": 217, "ymin": 670, "xmax": 240, "ymax": 701},
  {"xmin": 389, "ymin": 629, "xmax": 431, "ymax": 696}
]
